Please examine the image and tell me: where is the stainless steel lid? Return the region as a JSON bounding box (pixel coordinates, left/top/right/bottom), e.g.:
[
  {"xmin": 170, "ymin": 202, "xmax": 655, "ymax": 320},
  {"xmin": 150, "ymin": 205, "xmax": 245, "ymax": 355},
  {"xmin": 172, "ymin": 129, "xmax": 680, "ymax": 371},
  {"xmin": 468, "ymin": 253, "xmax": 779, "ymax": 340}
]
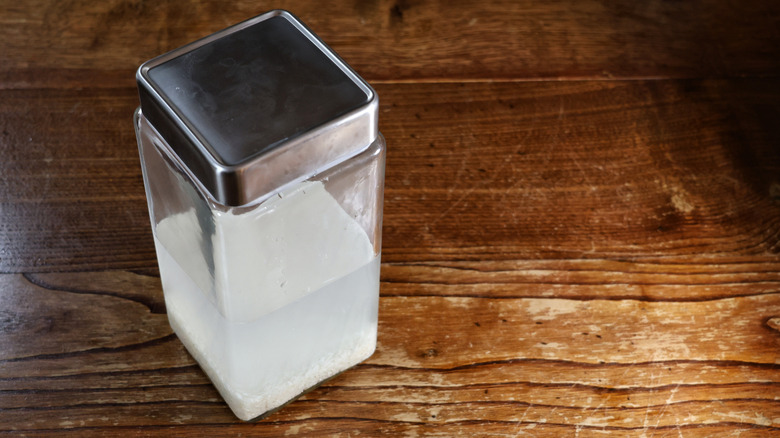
[{"xmin": 136, "ymin": 10, "xmax": 378, "ymax": 206}]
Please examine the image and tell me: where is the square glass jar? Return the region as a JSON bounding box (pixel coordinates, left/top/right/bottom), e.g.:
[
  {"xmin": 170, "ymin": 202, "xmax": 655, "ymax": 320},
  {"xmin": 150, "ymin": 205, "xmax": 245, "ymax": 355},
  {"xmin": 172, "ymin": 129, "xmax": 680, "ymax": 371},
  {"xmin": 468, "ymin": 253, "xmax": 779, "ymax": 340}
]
[{"xmin": 133, "ymin": 10, "xmax": 385, "ymax": 421}]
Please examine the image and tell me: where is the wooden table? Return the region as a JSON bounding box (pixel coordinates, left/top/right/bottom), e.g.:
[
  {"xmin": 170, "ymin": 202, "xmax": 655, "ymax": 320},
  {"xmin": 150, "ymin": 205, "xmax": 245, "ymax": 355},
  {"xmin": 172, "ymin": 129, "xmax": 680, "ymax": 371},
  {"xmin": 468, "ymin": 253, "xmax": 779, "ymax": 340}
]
[{"xmin": 2, "ymin": 1, "xmax": 779, "ymax": 436}]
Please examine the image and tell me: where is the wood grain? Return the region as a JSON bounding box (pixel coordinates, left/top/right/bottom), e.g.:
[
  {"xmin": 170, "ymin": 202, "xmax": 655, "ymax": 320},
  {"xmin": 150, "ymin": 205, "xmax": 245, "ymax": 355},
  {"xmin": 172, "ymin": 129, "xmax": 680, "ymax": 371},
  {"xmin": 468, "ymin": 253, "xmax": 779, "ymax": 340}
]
[
  {"xmin": 1, "ymin": 0, "xmax": 779, "ymax": 88},
  {"xmin": 2, "ymin": 80, "xmax": 778, "ymax": 272},
  {"xmin": 1, "ymin": 271, "xmax": 779, "ymax": 434},
  {"xmin": 2, "ymin": 0, "xmax": 780, "ymax": 435}
]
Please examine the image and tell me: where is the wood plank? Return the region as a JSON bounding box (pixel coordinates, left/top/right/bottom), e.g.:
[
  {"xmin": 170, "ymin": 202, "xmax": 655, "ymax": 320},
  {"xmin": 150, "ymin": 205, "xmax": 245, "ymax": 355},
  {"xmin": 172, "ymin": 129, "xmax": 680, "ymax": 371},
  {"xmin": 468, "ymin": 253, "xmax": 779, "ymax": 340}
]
[
  {"xmin": 1, "ymin": 271, "xmax": 779, "ymax": 434},
  {"xmin": 2, "ymin": 80, "xmax": 779, "ymax": 272},
  {"xmin": 4, "ymin": 423, "xmax": 779, "ymax": 438},
  {"xmin": 0, "ymin": 275, "xmax": 168, "ymax": 361},
  {"xmin": 2, "ymin": 400, "xmax": 779, "ymax": 433},
  {"xmin": 29, "ymin": 258, "xmax": 780, "ymax": 304},
  {"xmin": 381, "ymin": 80, "xmax": 780, "ymax": 263},
  {"xmin": 1, "ymin": 0, "xmax": 779, "ymax": 89}
]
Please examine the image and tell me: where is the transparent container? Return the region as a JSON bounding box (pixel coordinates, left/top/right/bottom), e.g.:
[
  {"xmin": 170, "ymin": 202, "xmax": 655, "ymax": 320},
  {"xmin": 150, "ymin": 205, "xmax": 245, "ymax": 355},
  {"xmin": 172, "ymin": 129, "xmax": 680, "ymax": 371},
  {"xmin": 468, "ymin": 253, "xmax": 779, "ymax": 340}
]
[{"xmin": 133, "ymin": 10, "xmax": 385, "ymax": 421}]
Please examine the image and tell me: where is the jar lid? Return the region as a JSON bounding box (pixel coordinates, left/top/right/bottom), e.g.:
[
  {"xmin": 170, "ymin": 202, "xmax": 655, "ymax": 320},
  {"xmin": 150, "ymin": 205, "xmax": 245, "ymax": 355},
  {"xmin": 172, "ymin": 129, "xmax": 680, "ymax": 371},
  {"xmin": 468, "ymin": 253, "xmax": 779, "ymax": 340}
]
[{"xmin": 136, "ymin": 10, "xmax": 378, "ymax": 206}]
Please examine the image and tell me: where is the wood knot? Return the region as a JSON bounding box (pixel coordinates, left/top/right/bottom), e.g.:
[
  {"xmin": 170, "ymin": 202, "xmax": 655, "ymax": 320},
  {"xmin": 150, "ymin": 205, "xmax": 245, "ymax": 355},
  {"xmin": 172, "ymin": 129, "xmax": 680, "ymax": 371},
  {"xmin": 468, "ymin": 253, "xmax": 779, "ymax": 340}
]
[
  {"xmin": 766, "ymin": 317, "xmax": 780, "ymax": 333},
  {"xmin": 420, "ymin": 348, "xmax": 438, "ymax": 358}
]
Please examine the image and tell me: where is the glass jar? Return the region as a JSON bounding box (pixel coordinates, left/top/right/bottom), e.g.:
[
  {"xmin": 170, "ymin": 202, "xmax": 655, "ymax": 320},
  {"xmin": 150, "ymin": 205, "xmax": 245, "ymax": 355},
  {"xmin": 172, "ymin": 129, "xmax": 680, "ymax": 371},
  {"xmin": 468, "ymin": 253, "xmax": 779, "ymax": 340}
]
[{"xmin": 133, "ymin": 10, "xmax": 385, "ymax": 421}]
